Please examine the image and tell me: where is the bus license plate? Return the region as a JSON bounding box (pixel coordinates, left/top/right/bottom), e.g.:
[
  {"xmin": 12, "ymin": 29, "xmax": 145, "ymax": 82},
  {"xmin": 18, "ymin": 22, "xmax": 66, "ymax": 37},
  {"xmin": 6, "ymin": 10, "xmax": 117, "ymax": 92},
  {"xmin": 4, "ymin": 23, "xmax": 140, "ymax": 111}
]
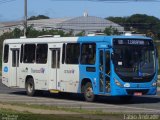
[{"xmin": 134, "ymin": 92, "xmax": 142, "ymax": 96}]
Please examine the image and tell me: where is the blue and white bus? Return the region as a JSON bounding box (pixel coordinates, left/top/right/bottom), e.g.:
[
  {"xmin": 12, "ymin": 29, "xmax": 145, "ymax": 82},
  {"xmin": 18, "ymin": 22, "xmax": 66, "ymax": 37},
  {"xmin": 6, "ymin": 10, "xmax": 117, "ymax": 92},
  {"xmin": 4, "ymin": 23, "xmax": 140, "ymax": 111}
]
[{"xmin": 2, "ymin": 34, "xmax": 158, "ymax": 102}]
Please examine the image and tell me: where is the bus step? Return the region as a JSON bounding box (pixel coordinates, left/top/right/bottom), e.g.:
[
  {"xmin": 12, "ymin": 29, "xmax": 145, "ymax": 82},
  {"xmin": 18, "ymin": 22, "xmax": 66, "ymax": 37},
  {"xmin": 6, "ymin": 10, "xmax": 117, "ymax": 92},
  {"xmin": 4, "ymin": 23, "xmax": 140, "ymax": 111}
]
[{"xmin": 49, "ymin": 89, "xmax": 60, "ymax": 93}]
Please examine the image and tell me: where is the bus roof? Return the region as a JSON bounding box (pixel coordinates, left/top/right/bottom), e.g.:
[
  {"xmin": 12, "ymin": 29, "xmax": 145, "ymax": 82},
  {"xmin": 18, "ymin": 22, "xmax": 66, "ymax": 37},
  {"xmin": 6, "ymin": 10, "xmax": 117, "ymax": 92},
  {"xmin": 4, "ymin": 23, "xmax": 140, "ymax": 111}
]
[{"xmin": 3, "ymin": 35, "xmax": 152, "ymax": 44}]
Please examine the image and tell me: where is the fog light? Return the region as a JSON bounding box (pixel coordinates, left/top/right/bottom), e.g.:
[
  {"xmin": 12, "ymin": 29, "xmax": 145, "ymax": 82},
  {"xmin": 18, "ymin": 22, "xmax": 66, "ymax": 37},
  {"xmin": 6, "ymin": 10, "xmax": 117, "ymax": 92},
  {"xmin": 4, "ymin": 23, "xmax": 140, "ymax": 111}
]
[{"xmin": 114, "ymin": 78, "xmax": 122, "ymax": 87}]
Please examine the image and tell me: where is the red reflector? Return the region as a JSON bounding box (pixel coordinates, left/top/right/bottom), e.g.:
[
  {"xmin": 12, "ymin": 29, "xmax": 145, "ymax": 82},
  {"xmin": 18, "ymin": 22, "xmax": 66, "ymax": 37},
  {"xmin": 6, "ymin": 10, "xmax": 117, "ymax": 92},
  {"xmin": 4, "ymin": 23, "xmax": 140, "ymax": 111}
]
[{"xmin": 134, "ymin": 92, "xmax": 142, "ymax": 96}]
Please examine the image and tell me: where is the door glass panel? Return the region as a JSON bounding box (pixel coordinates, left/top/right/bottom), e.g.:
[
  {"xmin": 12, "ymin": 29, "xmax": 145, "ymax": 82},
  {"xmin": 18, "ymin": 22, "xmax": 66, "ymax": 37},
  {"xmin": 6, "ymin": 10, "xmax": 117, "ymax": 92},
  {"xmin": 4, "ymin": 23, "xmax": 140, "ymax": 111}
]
[
  {"xmin": 52, "ymin": 49, "xmax": 60, "ymax": 68},
  {"xmin": 99, "ymin": 50, "xmax": 111, "ymax": 93},
  {"xmin": 105, "ymin": 51, "xmax": 110, "ymax": 92},
  {"xmin": 12, "ymin": 50, "xmax": 19, "ymax": 67},
  {"xmin": 52, "ymin": 50, "xmax": 56, "ymax": 68},
  {"xmin": 105, "ymin": 51, "xmax": 110, "ymax": 75},
  {"xmin": 99, "ymin": 50, "xmax": 103, "ymax": 71},
  {"xmin": 57, "ymin": 50, "xmax": 60, "ymax": 68},
  {"xmin": 99, "ymin": 50, "xmax": 104, "ymax": 92}
]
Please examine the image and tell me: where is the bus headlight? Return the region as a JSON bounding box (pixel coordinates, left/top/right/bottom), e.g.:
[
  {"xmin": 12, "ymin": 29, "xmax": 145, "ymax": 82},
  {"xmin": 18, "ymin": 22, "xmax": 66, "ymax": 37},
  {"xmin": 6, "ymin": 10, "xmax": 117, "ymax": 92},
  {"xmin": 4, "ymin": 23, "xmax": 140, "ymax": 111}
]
[
  {"xmin": 152, "ymin": 82, "xmax": 157, "ymax": 87},
  {"xmin": 114, "ymin": 78, "xmax": 122, "ymax": 87}
]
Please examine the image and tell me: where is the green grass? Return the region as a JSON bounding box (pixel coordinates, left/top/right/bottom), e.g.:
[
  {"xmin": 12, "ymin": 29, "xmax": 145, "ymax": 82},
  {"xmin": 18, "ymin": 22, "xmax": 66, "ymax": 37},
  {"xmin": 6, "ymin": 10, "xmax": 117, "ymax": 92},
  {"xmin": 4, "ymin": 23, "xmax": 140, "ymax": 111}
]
[
  {"xmin": 0, "ymin": 108, "xmax": 91, "ymax": 120},
  {"xmin": 0, "ymin": 102, "xmax": 125, "ymax": 120},
  {"xmin": 0, "ymin": 107, "xmax": 158, "ymax": 120},
  {"xmin": 4, "ymin": 102, "xmax": 109, "ymax": 115}
]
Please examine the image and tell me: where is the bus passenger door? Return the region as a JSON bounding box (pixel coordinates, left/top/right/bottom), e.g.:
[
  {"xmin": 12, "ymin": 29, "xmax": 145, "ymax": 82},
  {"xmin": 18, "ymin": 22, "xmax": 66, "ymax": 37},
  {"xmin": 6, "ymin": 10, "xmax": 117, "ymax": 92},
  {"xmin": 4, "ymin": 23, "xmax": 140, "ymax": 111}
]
[
  {"xmin": 99, "ymin": 49, "xmax": 111, "ymax": 93},
  {"xmin": 50, "ymin": 49, "xmax": 60, "ymax": 90},
  {"xmin": 11, "ymin": 49, "xmax": 19, "ymax": 87}
]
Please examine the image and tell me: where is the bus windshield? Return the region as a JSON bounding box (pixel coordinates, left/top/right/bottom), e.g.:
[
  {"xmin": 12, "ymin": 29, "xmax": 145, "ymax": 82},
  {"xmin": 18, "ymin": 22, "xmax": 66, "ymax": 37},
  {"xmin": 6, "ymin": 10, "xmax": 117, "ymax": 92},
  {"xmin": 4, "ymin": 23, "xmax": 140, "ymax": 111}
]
[{"xmin": 113, "ymin": 39, "xmax": 156, "ymax": 78}]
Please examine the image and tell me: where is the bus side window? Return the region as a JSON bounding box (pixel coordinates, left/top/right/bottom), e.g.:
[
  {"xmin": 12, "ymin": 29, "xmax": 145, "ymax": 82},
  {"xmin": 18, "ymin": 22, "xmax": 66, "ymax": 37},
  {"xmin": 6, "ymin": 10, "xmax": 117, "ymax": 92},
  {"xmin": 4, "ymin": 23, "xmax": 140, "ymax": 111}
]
[
  {"xmin": 3, "ymin": 44, "xmax": 9, "ymax": 63},
  {"xmin": 81, "ymin": 43, "xmax": 96, "ymax": 65},
  {"xmin": 36, "ymin": 44, "xmax": 48, "ymax": 64},
  {"xmin": 66, "ymin": 43, "xmax": 80, "ymax": 64},
  {"xmin": 23, "ymin": 44, "xmax": 36, "ymax": 63}
]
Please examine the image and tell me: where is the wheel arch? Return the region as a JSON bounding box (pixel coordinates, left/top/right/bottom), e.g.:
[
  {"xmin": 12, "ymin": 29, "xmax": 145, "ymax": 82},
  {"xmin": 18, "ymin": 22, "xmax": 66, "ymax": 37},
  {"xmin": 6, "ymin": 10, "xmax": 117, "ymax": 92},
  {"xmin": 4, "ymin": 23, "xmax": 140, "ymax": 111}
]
[
  {"xmin": 25, "ymin": 75, "xmax": 34, "ymax": 86},
  {"xmin": 81, "ymin": 78, "xmax": 93, "ymax": 93}
]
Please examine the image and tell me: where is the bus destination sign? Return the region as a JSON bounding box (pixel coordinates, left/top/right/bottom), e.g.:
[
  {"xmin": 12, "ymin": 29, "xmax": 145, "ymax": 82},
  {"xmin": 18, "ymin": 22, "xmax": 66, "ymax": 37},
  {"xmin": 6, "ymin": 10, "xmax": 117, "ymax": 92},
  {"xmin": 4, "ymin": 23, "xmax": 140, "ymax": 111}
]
[
  {"xmin": 113, "ymin": 39, "xmax": 151, "ymax": 46},
  {"xmin": 127, "ymin": 40, "xmax": 144, "ymax": 45}
]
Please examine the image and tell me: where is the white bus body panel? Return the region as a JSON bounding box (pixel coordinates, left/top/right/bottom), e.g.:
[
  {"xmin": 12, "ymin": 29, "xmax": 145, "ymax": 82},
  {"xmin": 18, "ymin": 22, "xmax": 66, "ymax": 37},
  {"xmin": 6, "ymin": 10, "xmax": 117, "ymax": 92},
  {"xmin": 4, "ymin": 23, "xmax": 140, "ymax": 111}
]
[
  {"xmin": 2, "ymin": 44, "xmax": 21, "ymax": 87},
  {"xmin": 2, "ymin": 37, "xmax": 79, "ymax": 93},
  {"xmin": 60, "ymin": 65, "xmax": 79, "ymax": 93},
  {"xmin": 19, "ymin": 64, "xmax": 49, "ymax": 90},
  {"xmin": 2, "ymin": 37, "xmax": 80, "ymax": 93}
]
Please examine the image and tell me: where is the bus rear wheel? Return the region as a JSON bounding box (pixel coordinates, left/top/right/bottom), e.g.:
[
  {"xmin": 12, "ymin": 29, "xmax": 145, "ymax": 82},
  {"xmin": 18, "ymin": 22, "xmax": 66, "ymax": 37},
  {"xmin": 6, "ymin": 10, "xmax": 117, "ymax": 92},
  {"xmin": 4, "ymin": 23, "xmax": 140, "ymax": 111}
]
[
  {"xmin": 26, "ymin": 78, "xmax": 35, "ymax": 96},
  {"xmin": 84, "ymin": 82, "xmax": 95, "ymax": 102}
]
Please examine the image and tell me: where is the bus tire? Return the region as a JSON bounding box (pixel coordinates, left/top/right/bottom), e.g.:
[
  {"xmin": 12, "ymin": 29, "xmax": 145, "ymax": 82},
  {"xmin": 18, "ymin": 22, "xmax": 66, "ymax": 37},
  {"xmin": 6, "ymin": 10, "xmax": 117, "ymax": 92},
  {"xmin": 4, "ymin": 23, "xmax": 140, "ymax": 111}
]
[
  {"xmin": 26, "ymin": 78, "xmax": 35, "ymax": 96},
  {"xmin": 84, "ymin": 82, "xmax": 95, "ymax": 102}
]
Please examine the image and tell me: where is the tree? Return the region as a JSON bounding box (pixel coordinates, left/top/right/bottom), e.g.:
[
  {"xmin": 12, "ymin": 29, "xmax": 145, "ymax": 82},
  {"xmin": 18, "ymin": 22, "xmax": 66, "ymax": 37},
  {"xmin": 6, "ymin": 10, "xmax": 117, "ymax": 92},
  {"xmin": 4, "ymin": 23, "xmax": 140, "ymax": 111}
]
[
  {"xmin": 106, "ymin": 14, "xmax": 160, "ymax": 40},
  {"xmin": 13, "ymin": 28, "xmax": 22, "ymax": 38},
  {"xmin": 75, "ymin": 31, "xmax": 85, "ymax": 36},
  {"xmin": 28, "ymin": 15, "xmax": 50, "ymax": 20},
  {"xmin": 104, "ymin": 26, "xmax": 119, "ymax": 35},
  {"xmin": 107, "ymin": 16, "xmax": 129, "ymax": 31}
]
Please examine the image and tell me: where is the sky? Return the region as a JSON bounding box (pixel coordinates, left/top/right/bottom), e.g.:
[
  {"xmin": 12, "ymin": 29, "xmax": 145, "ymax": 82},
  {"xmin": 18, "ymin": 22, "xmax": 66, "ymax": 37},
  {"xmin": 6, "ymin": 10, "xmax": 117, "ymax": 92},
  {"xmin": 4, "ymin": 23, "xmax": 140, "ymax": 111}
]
[{"xmin": 0, "ymin": 0, "xmax": 160, "ymax": 22}]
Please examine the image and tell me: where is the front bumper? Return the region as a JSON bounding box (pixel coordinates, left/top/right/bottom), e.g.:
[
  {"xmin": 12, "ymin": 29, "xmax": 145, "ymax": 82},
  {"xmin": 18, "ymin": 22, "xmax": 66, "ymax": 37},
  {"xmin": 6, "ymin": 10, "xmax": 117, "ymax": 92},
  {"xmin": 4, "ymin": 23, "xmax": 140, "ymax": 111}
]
[{"xmin": 111, "ymin": 87, "xmax": 157, "ymax": 96}]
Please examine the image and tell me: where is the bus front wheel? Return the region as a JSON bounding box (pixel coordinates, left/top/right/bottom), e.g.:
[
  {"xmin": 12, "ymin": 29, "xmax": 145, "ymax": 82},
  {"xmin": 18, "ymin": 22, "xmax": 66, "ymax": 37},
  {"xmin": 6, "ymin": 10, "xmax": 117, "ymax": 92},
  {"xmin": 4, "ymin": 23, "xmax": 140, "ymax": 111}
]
[
  {"xmin": 84, "ymin": 82, "xmax": 95, "ymax": 102},
  {"xmin": 26, "ymin": 78, "xmax": 35, "ymax": 96}
]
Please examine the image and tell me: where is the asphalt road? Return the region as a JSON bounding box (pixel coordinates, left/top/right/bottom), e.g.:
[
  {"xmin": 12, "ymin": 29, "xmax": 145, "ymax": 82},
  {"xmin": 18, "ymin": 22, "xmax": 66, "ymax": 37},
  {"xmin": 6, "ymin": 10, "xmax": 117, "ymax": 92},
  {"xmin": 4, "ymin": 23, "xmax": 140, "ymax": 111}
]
[{"xmin": 0, "ymin": 79, "xmax": 160, "ymax": 114}]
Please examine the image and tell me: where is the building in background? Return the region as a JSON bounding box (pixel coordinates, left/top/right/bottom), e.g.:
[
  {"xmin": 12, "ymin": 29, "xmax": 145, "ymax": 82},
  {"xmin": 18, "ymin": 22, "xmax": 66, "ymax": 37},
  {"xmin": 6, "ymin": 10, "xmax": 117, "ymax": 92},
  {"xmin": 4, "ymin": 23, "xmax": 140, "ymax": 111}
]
[
  {"xmin": 0, "ymin": 13, "xmax": 124, "ymax": 36},
  {"xmin": 57, "ymin": 12, "xmax": 124, "ymax": 35}
]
